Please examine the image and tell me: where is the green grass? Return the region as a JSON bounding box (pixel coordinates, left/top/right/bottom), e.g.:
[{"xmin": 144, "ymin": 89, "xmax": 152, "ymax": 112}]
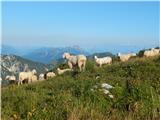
[{"xmin": 1, "ymin": 56, "xmax": 160, "ymax": 120}]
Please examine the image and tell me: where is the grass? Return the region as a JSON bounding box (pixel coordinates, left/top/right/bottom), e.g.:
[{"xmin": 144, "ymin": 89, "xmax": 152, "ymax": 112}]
[{"xmin": 1, "ymin": 56, "xmax": 160, "ymax": 120}]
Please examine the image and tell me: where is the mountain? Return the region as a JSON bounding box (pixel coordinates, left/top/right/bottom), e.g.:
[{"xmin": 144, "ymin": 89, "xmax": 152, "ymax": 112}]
[
  {"xmin": 1, "ymin": 45, "xmax": 19, "ymax": 55},
  {"xmin": 0, "ymin": 54, "xmax": 53, "ymax": 83},
  {"xmin": 1, "ymin": 45, "xmax": 36, "ymax": 56},
  {"xmin": 23, "ymin": 45, "xmax": 90, "ymax": 64}
]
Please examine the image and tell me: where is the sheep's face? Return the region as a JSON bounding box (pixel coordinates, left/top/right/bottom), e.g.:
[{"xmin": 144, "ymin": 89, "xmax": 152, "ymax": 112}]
[
  {"xmin": 32, "ymin": 69, "xmax": 37, "ymax": 75},
  {"xmin": 63, "ymin": 53, "xmax": 70, "ymax": 59},
  {"xmin": 57, "ymin": 68, "xmax": 60, "ymax": 71},
  {"xmin": 94, "ymin": 56, "xmax": 97, "ymax": 60}
]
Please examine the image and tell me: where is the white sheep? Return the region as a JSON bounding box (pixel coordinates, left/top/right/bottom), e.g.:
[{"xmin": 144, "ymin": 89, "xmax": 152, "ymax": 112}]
[
  {"xmin": 39, "ymin": 73, "xmax": 45, "ymax": 80},
  {"xmin": 118, "ymin": 53, "xmax": 136, "ymax": 62},
  {"xmin": 57, "ymin": 68, "xmax": 72, "ymax": 75},
  {"xmin": 62, "ymin": 53, "xmax": 87, "ymax": 71},
  {"xmin": 46, "ymin": 72, "xmax": 56, "ymax": 79},
  {"xmin": 5, "ymin": 75, "xmax": 16, "ymax": 82},
  {"xmin": 144, "ymin": 48, "xmax": 160, "ymax": 57},
  {"xmin": 18, "ymin": 69, "xmax": 37, "ymax": 85},
  {"xmin": 94, "ymin": 56, "xmax": 112, "ymax": 67}
]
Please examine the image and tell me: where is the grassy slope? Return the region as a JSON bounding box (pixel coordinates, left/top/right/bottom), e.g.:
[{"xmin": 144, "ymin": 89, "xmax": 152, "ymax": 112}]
[{"xmin": 1, "ymin": 56, "xmax": 160, "ymax": 120}]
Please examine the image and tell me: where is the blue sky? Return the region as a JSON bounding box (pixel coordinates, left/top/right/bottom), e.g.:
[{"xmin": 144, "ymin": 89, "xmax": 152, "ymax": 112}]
[{"xmin": 2, "ymin": 1, "xmax": 159, "ymax": 53}]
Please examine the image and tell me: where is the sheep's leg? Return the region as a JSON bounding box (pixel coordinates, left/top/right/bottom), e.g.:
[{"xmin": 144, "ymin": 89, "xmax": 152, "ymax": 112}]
[
  {"xmin": 78, "ymin": 62, "xmax": 83, "ymax": 72},
  {"xmin": 68, "ymin": 61, "xmax": 73, "ymax": 69},
  {"xmin": 82, "ymin": 61, "xmax": 86, "ymax": 71},
  {"xmin": 28, "ymin": 79, "xmax": 31, "ymax": 84}
]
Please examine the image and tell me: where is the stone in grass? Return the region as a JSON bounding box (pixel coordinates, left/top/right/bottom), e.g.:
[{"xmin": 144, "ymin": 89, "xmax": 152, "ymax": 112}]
[
  {"xmin": 103, "ymin": 89, "xmax": 110, "ymax": 94},
  {"xmin": 101, "ymin": 83, "xmax": 113, "ymax": 89},
  {"xmin": 108, "ymin": 94, "xmax": 114, "ymax": 99}
]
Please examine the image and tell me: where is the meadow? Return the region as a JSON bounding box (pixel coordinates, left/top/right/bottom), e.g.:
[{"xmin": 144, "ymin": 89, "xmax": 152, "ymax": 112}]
[{"xmin": 1, "ymin": 56, "xmax": 160, "ymax": 120}]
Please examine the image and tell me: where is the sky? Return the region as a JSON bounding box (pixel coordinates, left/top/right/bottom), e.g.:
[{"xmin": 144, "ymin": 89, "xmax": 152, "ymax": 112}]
[{"xmin": 2, "ymin": 1, "xmax": 159, "ymax": 53}]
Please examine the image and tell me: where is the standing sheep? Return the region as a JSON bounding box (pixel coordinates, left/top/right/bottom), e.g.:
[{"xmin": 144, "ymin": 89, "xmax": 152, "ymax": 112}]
[
  {"xmin": 118, "ymin": 53, "xmax": 136, "ymax": 62},
  {"xmin": 62, "ymin": 52, "xmax": 87, "ymax": 71},
  {"xmin": 94, "ymin": 56, "xmax": 112, "ymax": 67},
  {"xmin": 18, "ymin": 69, "xmax": 37, "ymax": 85},
  {"xmin": 57, "ymin": 68, "xmax": 72, "ymax": 75}
]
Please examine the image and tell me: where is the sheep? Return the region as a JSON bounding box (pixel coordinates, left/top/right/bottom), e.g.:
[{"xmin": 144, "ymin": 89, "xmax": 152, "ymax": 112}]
[
  {"xmin": 94, "ymin": 56, "xmax": 112, "ymax": 67},
  {"xmin": 39, "ymin": 73, "xmax": 45, "ymax": 80},
  {"xmin": 46, "ymin": 72, "xmax": 56, "ymax": 79},
  {"xmin": 143, "ymin": 48, "xmax": 160, "ymax": 57},
  {"xmin": 18, "ymin": 69, "xmax": 37, "ymax": 85},
  {"xmin": 62, "ymin": 52, "xmax": 87, "ymax": 71},
  {"xmin": 57, "ymin": 68, "xmax": 72, "ymax": 75},
  {"xmin": 5, "ymin": 75, "xmax": 16, "ymax": 83},
  {"xmin": 118, "ymin": 53, "xmax": 136, "ymax": 62},
  {"xmin": 5, "ymin": 75, "xmax": 16, "ymax": 81}
]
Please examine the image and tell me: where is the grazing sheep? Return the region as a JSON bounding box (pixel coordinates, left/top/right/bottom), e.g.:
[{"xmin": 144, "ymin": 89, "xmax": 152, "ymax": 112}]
[
  {"xmin": 118, "ymin": 53, "xmax": 136, "ymax": 62},
  {"xmin": 5, "ymin": 75, "xmax": 16, "ymax": 83},
  {"xmin": 39, "ymin": 73, "xmax": 45, "ymax": 80},
  {"xmin": 31, "ymin": 75, "xmax": 38, "ymax": 82},
  {"xmin": 18, "ymin": 69, "xmax": 37, "ymax": 85},
  {"xmin": 94, "ymin": 56, "xmax": 112, "ymax": 67},
  {"xmin": 46, "ymin": 72, "xmax": 56, "ymax": 79},
  {"xmin": 144, "ymin": 48, "xmax": 160, "ymax": 57},
  {"xmin": 57, "ymin": 68, "xmax": 72, "ymax": 75},
  {"xmin": 62, "ymin": 52, "xmax": 87, "ymax": 71}
]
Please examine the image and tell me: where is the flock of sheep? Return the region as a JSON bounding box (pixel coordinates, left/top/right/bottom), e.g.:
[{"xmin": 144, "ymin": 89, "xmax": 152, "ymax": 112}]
[{"xmin": 3, "ymin": 48, "xmax": 160, "ymax": 85}]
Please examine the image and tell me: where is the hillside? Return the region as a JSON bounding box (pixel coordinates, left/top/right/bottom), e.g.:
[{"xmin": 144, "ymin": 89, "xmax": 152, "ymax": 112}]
[
  {"xmin": 1, "ymin": 56, "xmax": 160, "ymax": 120},
  {"xmin": 0, "ymin": 54, "xmax": 53, "ymax": 82}
]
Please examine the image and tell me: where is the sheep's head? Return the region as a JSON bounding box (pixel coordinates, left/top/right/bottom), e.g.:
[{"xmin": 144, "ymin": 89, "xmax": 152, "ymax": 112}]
[
  {"xmin": 63, "ymin": 53, "xmax": 70, "ymax": 59},
  {"xmin": 32, "ymin": 69, "xmax": 37, "ymax": 75}
]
